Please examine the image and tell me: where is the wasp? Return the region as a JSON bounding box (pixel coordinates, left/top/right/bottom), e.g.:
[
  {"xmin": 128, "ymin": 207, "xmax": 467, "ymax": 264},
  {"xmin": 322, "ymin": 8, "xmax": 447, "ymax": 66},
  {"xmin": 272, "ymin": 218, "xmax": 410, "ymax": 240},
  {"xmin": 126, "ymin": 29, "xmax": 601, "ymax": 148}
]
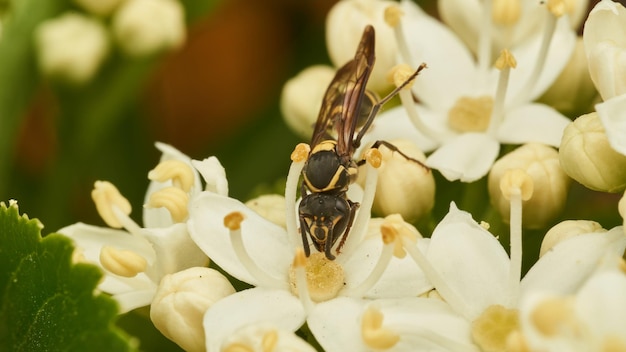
[{"xmin": 299, "ymin": 25, "xmax": 427, "ymax": 260}]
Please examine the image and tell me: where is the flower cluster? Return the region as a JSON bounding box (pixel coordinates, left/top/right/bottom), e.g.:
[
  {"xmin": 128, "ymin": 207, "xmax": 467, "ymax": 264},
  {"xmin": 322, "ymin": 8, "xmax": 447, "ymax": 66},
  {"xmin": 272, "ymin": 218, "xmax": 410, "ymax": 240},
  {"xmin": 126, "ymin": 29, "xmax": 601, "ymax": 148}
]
[
  {"xmin": 34, "ymin": 0, "xmax": 186, "ymax": 84},
  {"xmin": 45, "ymin": 0, "xmax": 626, "ymax": 351}
]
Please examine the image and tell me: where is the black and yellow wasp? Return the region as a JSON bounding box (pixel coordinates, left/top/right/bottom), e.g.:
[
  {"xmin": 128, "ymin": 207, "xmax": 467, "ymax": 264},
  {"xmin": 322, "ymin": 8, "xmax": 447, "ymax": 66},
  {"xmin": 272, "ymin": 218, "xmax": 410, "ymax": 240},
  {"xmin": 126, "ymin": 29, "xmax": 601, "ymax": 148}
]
[{"xmin": 298, "ymin": 25, "xmax": 427, "ymax": 260}]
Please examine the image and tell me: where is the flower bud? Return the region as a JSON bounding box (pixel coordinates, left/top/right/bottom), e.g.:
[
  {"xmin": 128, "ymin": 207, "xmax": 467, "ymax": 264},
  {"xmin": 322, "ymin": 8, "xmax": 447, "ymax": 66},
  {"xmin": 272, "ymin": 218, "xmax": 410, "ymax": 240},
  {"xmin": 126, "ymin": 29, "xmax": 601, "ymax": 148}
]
[
  {"xmin": 559, "ymin": 112, "xmax": 626, "ymax": 193},
  {"xmin": 74, "ymin": 0, "xmax": 125, "ymax": 16},
  {"xmin": 280, "ymin": 65, "xmax": 335, "ymax": 139},
  {"xmin": 35, "ymin": 12, "xmax": 109, "ymax": 84},
  {"xmin": 540, "ymin": 220, "xmax": 606, "ymax": 257},
  {"xmin": 583, "ymin": 0, "xmax": 626, "ymax": 101},
  {"xmin": 488, "ymin": 143, "xmax": 570, "ymax": 229},
  {"xmin": 326, "ymin": 0, "xmax": 398, "ymax": 92},
  {"xmin": 112, "ymin": 0, "xmax": 185, "ymax": 57},
  {"xmin": 150, "ymin": 267, "xmax": 235, "ymax": 352},
  {"xmin": 359, "ymin": 139, "xmax": 435, "ymax": 222},
  {"xmin": 538, "ymin": 38, "xmax": 598, "ymax": 116},
  {"xmin": 245, "ymin": 194, "xmax": 286, "ymax": 228}
]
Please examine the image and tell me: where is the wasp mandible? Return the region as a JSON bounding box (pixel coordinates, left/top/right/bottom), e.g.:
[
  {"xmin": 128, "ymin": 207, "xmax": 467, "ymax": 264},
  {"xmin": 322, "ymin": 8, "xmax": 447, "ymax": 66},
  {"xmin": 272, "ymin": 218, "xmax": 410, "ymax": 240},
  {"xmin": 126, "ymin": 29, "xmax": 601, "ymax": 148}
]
[{"xmin": 298, "ymin": 25, "xmax": 427, "ymax": 260}]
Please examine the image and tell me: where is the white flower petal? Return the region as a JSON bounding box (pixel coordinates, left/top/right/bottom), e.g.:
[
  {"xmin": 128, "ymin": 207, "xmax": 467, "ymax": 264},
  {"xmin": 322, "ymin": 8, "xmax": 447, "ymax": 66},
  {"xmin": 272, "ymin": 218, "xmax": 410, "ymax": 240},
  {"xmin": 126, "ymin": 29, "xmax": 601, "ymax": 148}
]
[
  {"xmin": 508, "ymin": 16, "xmax": 576, "ymax": 102},
  {"xmin": 141, "ymin": 223, "xmax": 208, "ymax": 282},
  {"xmin": 191, "ymin": 156, "xmax": 229, "ymax": 196},
  {"xmin": 596, "ymin": 94, "xmax": 626, "ymax": 156},
  {"xmin": 496, "ymin": 103, "xmax": 570, "ymax": 147},
  {"xmin": 371, "ymin": 298, "xmax": 478, "ymax": 351},
  {"xmin": 426, "ymin": 133, "xmax": 500, "ymax": 182},
  {"xmin": 59, "ymin": 222, "xmax": 156, "ymax": 265},
  {"xmin": 308, "ymin": 297, "xmax": 367, "ymax": 352},
  {"xmin": 113, "ymin": 288, "xmax": 158, "ymax": 314},
  {"xmin": 341, "ymin": 234, "xmax": 432, "ymax": 298},
  {"xmin": 188, "ymin": 192, "xmax": 292, "ymax": 285},
  {"xmin": 575, "ymin": 270, "xmax": 626, "ymax": 338},
  {"xmin": 427, "ymin": 203, "xmax": 511, "ymax": 318},
  {"xmin": 520, "ymin": 226, "xmax": 626, "ymax": 296},
  {"xmin": 204, "ymin": 287, "xmax": 306, "ymax": 352},
  {"xmin": 400, "ymin": 0, "xmax": 481, "ymax": 111}
]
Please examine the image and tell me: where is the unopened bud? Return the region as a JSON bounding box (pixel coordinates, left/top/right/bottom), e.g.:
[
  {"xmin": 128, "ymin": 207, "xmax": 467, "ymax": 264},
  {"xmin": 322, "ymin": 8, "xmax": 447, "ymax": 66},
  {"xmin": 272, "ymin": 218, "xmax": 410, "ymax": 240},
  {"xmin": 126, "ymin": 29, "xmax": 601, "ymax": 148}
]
[
  {"xmin": 488, "ymin": 143, "xmax": 570, "ymax": 229},
  {"xmin": 112, "ymin": 0, "xmax": 185, "ymax": 57},
  {"xmin": 150, "ymin": 267, "xmax": 236, "ymax": 352},
  {"xmin": 559, "ymin": 112, "xmax": 626, "ymax": 193},
  {"xmin": 35, "ymin": 12, "xmax": 109, "ymax": 84},
  {"xmin": 326, "ymin": 0, "xmax": 398, "ymax": 91},
  {"xmin": 360, "ymin": 140, "xmax": 435, "ymax": 222},
  {"xmin": 245, "ymin": 194, "xmax": 286, "ymax": 228},
  {"xmin": 540, "ymin": 220, "xmax": 606, "ymax": 257},
  {"xmin": 280, "ymin": 65, "xmax": 335, "ymax": 139}
]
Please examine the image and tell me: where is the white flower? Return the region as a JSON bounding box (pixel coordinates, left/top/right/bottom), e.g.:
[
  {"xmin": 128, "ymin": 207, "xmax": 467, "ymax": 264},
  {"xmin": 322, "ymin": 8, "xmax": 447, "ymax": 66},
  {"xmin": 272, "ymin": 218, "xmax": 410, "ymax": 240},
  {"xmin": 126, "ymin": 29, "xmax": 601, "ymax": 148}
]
[
  {"xmin": 112, "ymin": 0, "xmax": 185, "ymax": 57},
  {"xmin": 59, "ymin": 142, "xmax": 226, "ymax": 312},
  {"xmin": 583, "ymin": 0, "xmax": 626, "ymax": 156},
  {"xmin": 35, "ymin": 12, "xmax": 109, "ymax": 84},
  {"xmin": 188, "ymin": 151, "xmax": 435, "ymax": 350},
  {"xmin": 363, "ymin": 0, "xmax": 574, "ymax": 182},
  {"xmin": 519, "ymin": 266, "xmax": 626, "ymax": 351},
  {"xmin": 395, "ymin": 199, "xmax": 626, "ymax": 351}
]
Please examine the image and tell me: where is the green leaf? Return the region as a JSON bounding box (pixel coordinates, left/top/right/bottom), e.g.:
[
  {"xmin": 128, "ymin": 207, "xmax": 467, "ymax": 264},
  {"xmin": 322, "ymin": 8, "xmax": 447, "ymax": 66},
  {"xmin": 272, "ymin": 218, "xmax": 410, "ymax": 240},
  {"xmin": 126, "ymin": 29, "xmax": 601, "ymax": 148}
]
[{"xmin": 0, "ymin": 201, "xmax": 136, "ymax": 352}]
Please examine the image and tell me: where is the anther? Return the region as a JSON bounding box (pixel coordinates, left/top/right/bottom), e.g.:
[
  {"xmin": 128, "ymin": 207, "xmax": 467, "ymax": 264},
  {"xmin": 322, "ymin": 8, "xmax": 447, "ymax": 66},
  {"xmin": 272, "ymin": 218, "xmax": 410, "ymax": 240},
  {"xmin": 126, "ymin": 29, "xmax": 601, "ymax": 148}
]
[
  {"xmin": 495, "ymin": 49, "xmax": 517, "ymax": 70},
  {"xmin": 100, "ymin": 245, "xmax": 147, "ymax": 277},
  {"xmin": 365, "ymin": 148, "xmax": 383, "ymax": 168},
  {"xmin": 147, "ymin": 159, "xmax": 194, "ymax": 192},
  {"xmin": 290, "ymin": 143, "xmax": 311, "ymax": 162},
  {"xmin": 224, "ymin": 211, "xmax": 245, "ymax": 230},
  {"xmin": 499, "ymin": 169, "xmax": 534, "ymax": 201},
  {"xmin": 384, "ymin": 5, "xmax": 403, "ymax": 28},
  {"xmin": 361, "ymin": 306, "xmax": 400, "ymax": 349},
  {"xmin": 492, "ymin": 0, "xmax": 521, "ymax": 26},
  {"xmin": 146, "ymin": 187, "xmax": 190, "ymax": 223},
  {"xmin": 92, "ymin": 180, "xmax": 132, "ymax": 228},
  {"xmin": 387, "ymin": 64, "xmax": 416, "ymax": 90},
  {"xmin": 262, "ymin": 330, "xmax": 279, "ymax": 351}
]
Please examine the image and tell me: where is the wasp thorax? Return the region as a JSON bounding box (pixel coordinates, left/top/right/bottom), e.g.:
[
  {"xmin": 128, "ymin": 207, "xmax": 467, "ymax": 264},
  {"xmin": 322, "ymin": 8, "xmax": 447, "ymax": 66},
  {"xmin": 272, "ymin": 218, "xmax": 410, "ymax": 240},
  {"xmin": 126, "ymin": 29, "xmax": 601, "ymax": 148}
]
[
  {"xmin": 303, "ymin": 141, "xmax": 356, "ymax": 193},
  {"xmin": 288, "ymin": 252, "xmax": 345, "ymax": 302},
  {"xmin": 447, "ymin": 96, "xmax": 494, "ymax": 132}
]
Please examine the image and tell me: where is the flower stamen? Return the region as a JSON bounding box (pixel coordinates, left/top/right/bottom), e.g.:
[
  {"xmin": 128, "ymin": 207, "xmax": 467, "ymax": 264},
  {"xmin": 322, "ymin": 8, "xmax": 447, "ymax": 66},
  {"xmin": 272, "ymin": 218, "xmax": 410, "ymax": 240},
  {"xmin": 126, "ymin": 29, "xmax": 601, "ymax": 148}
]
[
  {"xmin": 289, "ymin": 248, "xmax": 314, "ymax": 314},
  {"xmin": 99, "ymin": 245, "xmax": 147, "ymax": 277},
  {"xmin": 487, "ymin": 49, "xmax": 516, "ymax": 134},
  {"xmin": 145, "ymin": 186, "xmax": 189, "ymax": 222},
  {"xmin": 285, "ymin": 144, "xmax": 309, "ymax": 248},
  {"xmin": 147, "ymin": 159, "xmax": 194, "ymax": 192},
  {"xmin": 224, "ymin": 212, "xmax": 288, "ymax": 289},
  {"xmin": 92, "ymin": 180, "xmax": 132, "ymax": 228},
  {"xmin": 471, "ymin": 305, "xmax": 520, "ymax": 351},
  {"xmin": 361, "ymin": 306, "xmax": 400, "ymax": 349}
]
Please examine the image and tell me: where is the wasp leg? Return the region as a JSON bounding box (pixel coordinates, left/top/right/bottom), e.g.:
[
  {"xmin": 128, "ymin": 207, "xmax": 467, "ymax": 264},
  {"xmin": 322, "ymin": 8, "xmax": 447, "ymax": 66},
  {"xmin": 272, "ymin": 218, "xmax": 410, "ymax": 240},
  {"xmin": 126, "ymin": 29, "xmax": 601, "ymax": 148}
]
[
  {"xmin": 352, "ymin": 63, "xmax": 427, "ymax": 150},
  {"xmin": 335, "ymin": 200, "xmax": 359, "ymax": 255},
  {"xmin": 325, "ymin": 231, "xmax": 336, "ymax": 260},
  {"xmin": 356, "ymin": 140, "xmax": 430, "ymax": 171},
  {"xmin": 299, "ymin": 214, "xmax": 312, "ymax": 257}
]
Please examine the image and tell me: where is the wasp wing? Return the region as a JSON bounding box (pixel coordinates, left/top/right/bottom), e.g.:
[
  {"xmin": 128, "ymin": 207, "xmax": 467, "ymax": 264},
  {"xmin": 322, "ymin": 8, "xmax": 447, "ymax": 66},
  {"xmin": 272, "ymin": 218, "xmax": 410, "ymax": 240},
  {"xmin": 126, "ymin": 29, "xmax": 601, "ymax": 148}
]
[{"xmin": 309, "ymin": 25, "xmax": 375, "ymax": 155}]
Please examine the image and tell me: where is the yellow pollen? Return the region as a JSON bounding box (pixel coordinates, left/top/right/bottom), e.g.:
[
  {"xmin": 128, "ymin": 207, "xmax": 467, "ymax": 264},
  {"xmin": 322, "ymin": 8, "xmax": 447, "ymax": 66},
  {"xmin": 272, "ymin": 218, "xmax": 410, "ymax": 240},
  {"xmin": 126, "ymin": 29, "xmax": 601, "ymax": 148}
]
[
  {"xmin": 602, "ymin": 335, "xmax": 626, "ymax": 352},
  {"xmin": 147, "ymin": 159, "xmax": 194, "ymax": 192},
  {"xmin": 288, "ymin": 252, "xmax": 344, "ymax": 302},
  {"xmin": 380, "ymin": 223, "xmax": 397, "ymax": 245},
  {"xmin": 365, "ymin": 148, "xmax": 383, "ymax": 168},
  {"xmin": 224, "ymin": 211, "xmax": 245, "ymax": 230},
  {"xmin": 480, "ymin": 221, "xmax": 491, "ymax": 230},
  {"xmin": 495, "ymin": 49, "xmax": 517, "ymax": 70},
  {"xmin": 499, "ymin": 169, "xmax": 534, "ymax": 201},
  {"xmin": 447, "ymin": 96, "xmax": 494, "ymax": 132},
  {"xmin": 505, "ymin": 330, "xmax": 531, "ymax": 352},
  {"xmin": 222, "ymin": 343, "xmax": 253, "ymax": 352},
  {"xmin": 387, "ymin": 64, "xmax": 415, "ymax": 89},
  {"xmin": 382, "ymin": 214, "xmax": 418, "ymax": 258},
  {"xmin": 91, "ymin": 180, "xmax": 132, "ymax": 228},
  {"xmin": 547, "ymin": 0, "xmax": 574, "ymax": 17},
  {"xmin": 99, "ymin": 246, "xmax": 147, "ymax": 277},
  {"xmin": 291, "ymin": 143, "xmax": 310, "ymax": 162},
  {"xmin": 384, "ymin": 5, "xmax": 404, "ymax": 27},
  {"xmin": 361, "ymin": 306, "xmax": 400, "ymax": 349},
  {"xmin": 146, "ymin": 187, "xmax": 189, "ymax": 222},
  {"xmin": 530, "ymin": 296, "xmax": 578, "ymax": 337},
  {"xmin": 261, "ymin": 330, "xmax": 278, "ymax": 352},
  {"xmin": 492, "ymin": 0, "xmax": 521, "ymax": 26},
  {"xmin": 471, "ymin": 305, "xmax": 520, "ymax": 352}
]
